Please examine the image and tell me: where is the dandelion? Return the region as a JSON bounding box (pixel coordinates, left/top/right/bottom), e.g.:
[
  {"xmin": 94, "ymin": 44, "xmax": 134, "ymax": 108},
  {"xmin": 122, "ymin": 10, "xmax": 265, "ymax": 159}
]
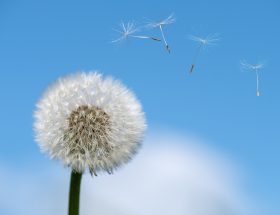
[
  {"xmin": 146, "ymin": 14, "xmax": 175, "ymax": 53},
  {"xmin": 188, "ymin": 34, "xmax": 219, "ymax": 74},
  {"xmin": 34, "ymin": 72, "xmax": 146, "ymax": 215},
  {"xmin": 112, "ymin": 21, "xmax": 161, "ymax": 43},
  {"xmin": 241, "ymin": 60, "xmax": 264, "ymax": 96}
]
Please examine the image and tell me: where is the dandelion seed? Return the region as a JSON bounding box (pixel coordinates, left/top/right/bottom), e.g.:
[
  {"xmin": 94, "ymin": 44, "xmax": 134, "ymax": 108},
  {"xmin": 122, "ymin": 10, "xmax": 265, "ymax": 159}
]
[
  {"xmin": 188, "ymin": 34, "xmax": 219, "ymax": 74},
  {"xmin": 112, "ymin": 21, "xmax": 161, "ymax": 43},
  {"xmin": 146, "ymin": 14, "xmax": 175, "ymax": 53},
  {"xmin": 241, "ymin": 60, "xmax": 265, "ymax": 96}
]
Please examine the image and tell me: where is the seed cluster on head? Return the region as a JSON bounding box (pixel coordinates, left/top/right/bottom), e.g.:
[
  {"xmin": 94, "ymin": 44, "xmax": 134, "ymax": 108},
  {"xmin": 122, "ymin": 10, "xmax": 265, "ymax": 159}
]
[{"xmin": 64, "ymin": 105, "xmax": 112, "ymax": 168}]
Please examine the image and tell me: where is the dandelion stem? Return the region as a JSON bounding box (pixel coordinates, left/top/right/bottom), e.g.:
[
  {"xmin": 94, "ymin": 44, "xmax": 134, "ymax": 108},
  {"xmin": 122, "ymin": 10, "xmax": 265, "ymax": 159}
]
[{"xmin": 68, "ymin": 170, "xmax": 82, "ymax": 215}]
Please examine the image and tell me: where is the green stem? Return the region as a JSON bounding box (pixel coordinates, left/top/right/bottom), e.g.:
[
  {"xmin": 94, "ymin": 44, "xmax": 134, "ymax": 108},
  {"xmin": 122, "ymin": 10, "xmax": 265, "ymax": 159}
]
[{"xmin": 68, "ymin": 170, "xmax": 82, "ymax": 215}]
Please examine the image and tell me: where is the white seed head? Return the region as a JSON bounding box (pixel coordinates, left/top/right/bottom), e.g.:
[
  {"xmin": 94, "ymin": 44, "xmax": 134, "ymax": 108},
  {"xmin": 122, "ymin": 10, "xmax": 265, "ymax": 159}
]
[{"xmin": 34, "ymin": 72, "xmax": 146, "ymax": 175}]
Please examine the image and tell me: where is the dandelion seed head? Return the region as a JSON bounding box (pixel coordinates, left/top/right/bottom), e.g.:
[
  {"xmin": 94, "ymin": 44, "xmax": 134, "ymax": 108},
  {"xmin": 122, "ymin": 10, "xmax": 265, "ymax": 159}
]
[{"xmin": 34, "ymin": 72, "xmax": 146, "ymax": 174}]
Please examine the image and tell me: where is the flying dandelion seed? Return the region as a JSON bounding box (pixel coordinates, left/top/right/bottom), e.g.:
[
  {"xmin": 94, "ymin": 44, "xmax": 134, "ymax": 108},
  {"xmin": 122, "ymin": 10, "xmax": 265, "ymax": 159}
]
[
  {"xmin": 112, "ymin": 21, "xmax": 161, "ymax": 43},
  {"xmin": 146, "ymin": 14, "xmax": 175, "ymax": 53},
  {"xmin": 188, "ymin": 34, "xmax": 219, "ymax": 74},
  {"xmin": 241, "ymin": 60, "xmax": 265, "ymax": 96}
]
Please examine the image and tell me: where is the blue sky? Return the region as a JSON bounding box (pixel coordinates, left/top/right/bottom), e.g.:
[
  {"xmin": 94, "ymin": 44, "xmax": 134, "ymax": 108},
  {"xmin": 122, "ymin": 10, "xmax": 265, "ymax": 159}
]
[{"xmin": 0, "ymin": 0, "xmax": 279, "ymax": 214}]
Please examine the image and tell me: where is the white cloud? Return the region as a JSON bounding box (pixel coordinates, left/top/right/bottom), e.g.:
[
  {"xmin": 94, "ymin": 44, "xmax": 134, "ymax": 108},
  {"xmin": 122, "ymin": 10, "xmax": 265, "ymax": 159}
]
[{"xmin": 0, "ymin": 131, "xmax": 256, "ymax": 215}]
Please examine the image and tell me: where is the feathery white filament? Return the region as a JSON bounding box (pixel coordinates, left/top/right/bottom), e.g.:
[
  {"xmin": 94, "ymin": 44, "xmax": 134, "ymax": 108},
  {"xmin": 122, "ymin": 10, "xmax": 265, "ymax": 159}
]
[{"xmin": 112, "ymin": 21, "xmax": 161, "ymax": 43}]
